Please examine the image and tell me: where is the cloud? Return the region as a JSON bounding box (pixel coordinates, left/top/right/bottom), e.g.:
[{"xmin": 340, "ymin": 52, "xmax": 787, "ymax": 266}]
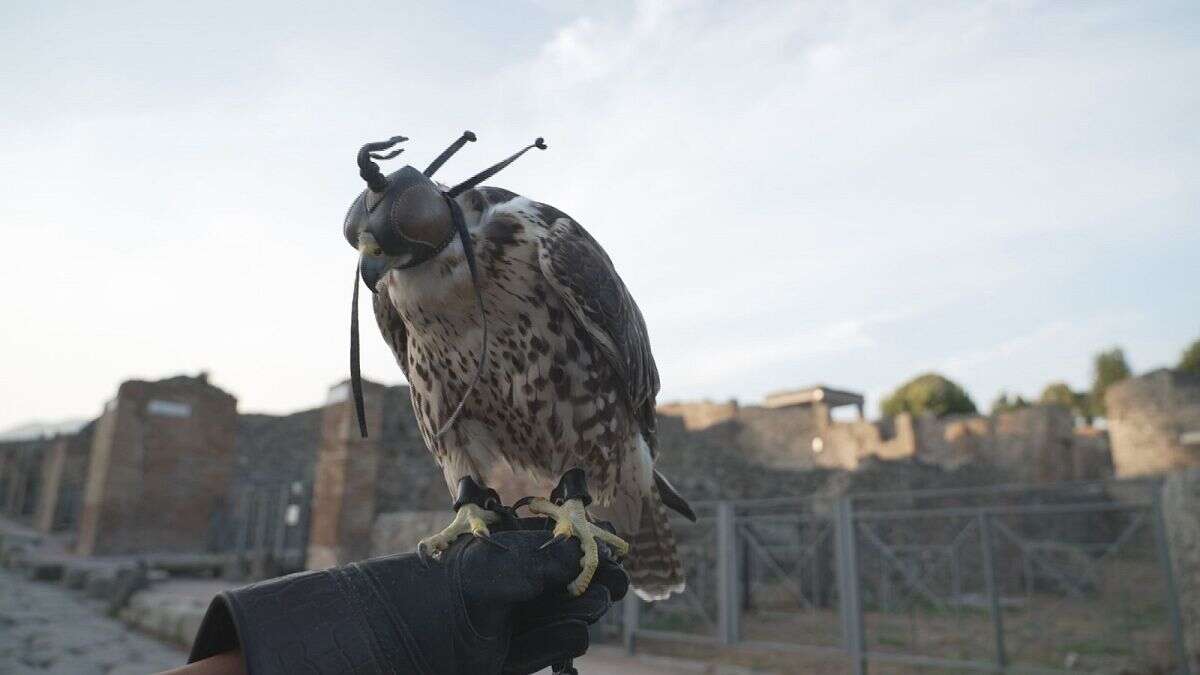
[{"xmin": 0, "ymin": 0, "xmax": 1197, "ymax": 427}]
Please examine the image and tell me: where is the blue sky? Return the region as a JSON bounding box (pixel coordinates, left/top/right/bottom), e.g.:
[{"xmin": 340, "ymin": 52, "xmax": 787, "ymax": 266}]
[{"xmin": 1, "ymin": 0, "xmax": 1197, "ymax": 430}]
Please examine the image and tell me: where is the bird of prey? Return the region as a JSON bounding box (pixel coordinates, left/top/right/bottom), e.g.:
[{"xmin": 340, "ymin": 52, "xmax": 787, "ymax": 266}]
[{"xmin": 342, "ymin": 131, "xmax": 695, "ymax": 599}]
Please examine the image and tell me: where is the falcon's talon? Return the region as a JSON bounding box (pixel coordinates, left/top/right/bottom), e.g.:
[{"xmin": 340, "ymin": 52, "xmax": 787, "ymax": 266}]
[
  {"xmin": 473, "ymin": 531, "xmax": 511, "ymax": 552},
  {"xmin": 417, "ymin": 503, "xmax": 501, "ymax": 562},
  {"xmin": 538, "ymin": 533, "xmax": 569, "ymax": 551},
  {"xmin": 524, "ymin": 496, "xmax": 629, "ymax": 596}
]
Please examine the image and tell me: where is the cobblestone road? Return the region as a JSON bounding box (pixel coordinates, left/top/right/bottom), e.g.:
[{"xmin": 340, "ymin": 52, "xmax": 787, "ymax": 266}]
[{"xmin": 0, "ymin": 569, "xmax": 186, "ymax": 674}]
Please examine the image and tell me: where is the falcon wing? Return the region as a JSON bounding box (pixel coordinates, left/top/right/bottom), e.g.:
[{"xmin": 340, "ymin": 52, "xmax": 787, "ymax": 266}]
[
  {"xmin": 373, "ymin": 290, "xmax": 410, "ymax": 379},
  {"xmin": 536, "ymin": 205, "xmax": 661, "ymax": 450}
]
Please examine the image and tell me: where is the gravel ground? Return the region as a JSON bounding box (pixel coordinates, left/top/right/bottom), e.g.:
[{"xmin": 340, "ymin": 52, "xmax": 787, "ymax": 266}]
[{"xmin": 0, "ymin": 569, "xmax": 186, "ymax": 674}]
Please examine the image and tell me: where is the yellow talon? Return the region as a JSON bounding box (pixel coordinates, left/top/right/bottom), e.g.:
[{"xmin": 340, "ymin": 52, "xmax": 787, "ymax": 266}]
[
  {"xmin": 525, "ymin": 497, "xmax": 628, "ymax": 596},
  {"xmin": 417, "ymin": 503, "xmax": 500, "ymax": 560}
]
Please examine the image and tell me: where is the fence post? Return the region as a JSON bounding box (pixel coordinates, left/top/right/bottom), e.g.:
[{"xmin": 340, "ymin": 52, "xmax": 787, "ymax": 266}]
[
  {"xmin": 622, "ymin": 596, "xmax": 639, "ymax": 655},
  {"xmin": 716, "ymin": 501, "xmax": 740, "ymax": 644},
  {"xmin": 272, "ymin": 484, "xmax": 290, "ymax": 564},
  {"xmin": 251, "ymin": 489, "xmax": 272, "ymax": 579},
  {"xmin": 742, "ymin": 533, "xmax": 753, "ymax": 611},
  {"xmin": 835, "ymin": 497, "xmax": 867, "ymax": 675},
  {"xmin": 1151, "ymin": 491, "xmax": 1193, "ymax": 675},
  {"xmin": 978, "ymin": 513, "xmax": 1007, "ymax": 670}
]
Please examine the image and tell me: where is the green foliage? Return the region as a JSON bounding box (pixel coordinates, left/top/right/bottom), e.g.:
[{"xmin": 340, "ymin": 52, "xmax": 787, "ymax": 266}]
[
  {"xmin": 1039, "ymin": 381, "xmax": 1093, "ymax": 424},
  {"xmin": 1179, "ymin": 338, "xmax": 1200, "ymax": 376},
  {"xmin": 1090, "ymin": 347, "xmax": 1131, "ymax": 417},
  {"xmin": 881, "ymin": 373, "xmax": 978, "ymax": 418},
  {"xmin": 990, "ymin": 391, "xmax": 1031, "ymax": 415}
]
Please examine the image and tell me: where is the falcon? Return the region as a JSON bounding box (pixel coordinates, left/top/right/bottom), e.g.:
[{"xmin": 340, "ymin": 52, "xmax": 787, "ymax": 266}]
[{"xmin": 342, "ymin": 131, "xmax": 695, "ymax": 600}]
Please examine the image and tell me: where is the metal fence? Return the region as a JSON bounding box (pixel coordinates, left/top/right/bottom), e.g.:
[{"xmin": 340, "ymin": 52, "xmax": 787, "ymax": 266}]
[
  {"xmin": 210, "ymin": 480, "xmax": 312, "ymax": 578},
  {"xmin": 601, "ymin": 479, "xmax": 1192, "ymax": 674}
]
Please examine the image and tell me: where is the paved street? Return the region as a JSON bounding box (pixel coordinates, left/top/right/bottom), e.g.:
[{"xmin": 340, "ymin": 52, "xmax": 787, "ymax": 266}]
[{"xmin": 0, "ymin": 569, "xmax": 187, "ymax": 674}]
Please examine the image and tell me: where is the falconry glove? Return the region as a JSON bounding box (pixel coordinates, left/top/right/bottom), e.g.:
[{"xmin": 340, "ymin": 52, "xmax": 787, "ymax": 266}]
[{"xmin": 187, "ymin": 521, "xmax": 628, "ymax": 675}]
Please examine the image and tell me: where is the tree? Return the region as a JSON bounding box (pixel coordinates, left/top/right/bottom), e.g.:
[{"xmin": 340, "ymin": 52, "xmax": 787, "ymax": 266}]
[
  {"xmin": 1179, "ymin": 338, "xmax": 1200, "ymax": 377},
  {"xmin": 990, "ymin": 391, "xmax": 1030, "ymax": 415},
  {"xmin": 1090, "ymin": 347, "xmax": 1131, "ymax": 417},
  {"xmin": 881, "ymin": 373, "xmax": 978, "ymax": 418},
  {"xmin": 1039, "ymin": 381, "xmax": 1093, "ymax": 424}
]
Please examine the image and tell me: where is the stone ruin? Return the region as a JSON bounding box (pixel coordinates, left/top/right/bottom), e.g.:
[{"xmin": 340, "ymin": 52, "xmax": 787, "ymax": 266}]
[
  {"xmin": 0, "ymin": 369, "xmax": 1197, "ymax": 574},
  {"xmin": 660, "ymin": 384, "xmax": 1114, "ymax": 484},
  {"xmin": 1107, "ymin": 368, "xmax": 1200, "ymax": 477}
]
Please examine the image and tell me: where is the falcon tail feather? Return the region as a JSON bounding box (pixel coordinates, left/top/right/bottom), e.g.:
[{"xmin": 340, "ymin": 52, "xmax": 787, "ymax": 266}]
[{"xmin": 627, "ymin": 484, "xmax": 686, "ymax": 601}]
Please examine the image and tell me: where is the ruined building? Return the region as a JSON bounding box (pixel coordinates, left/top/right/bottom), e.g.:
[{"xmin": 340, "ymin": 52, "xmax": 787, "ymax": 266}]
[
  {"xmin": 75, "ymin": 374, "xmax": 238, "ymax": 555},
  {"xmin": 4, "ymin": 370, "xmax": 1199, "ymax": 570},
  {"xmin": 659, "ymin": 384, "xmax": 1113, "ymax": 483},
  {"xmin": 1106, "ymin": 368, "xmax": 1200, "ymax": 477}
]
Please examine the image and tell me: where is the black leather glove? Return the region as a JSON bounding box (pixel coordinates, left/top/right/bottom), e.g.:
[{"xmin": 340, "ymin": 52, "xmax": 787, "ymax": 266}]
[{"xmin": 188, "ymin": 519, "xmax": 627, "ymax": 675}]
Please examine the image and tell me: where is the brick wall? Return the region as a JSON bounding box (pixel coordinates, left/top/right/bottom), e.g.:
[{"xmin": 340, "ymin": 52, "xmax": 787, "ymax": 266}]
[
  {"xmin": 306, "ymin": 380, "xmax": 387, "ymax": 569},
  {"xmin": 75, "ymin": 375, "xmax": 237, "ymax": 556}
]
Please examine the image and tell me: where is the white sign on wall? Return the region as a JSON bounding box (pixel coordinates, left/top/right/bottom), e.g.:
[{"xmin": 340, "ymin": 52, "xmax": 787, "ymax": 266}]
[
  {"xmin": 327, "ymin": 382, "xmax": 350, "ymax": 405},
  {"xmin": 147, "ymin": 400, "xmax": 192, "ymax": 418}
]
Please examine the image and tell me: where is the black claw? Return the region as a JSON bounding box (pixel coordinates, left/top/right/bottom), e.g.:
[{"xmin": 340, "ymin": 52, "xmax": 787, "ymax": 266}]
[
  {"xmin": 512, "ymin": 496, "xmax": 537, "ymax": 512},
  {"xmin": 416, "ymin": 542, "xmax": 433, "ymax": 568},
  {"xmin": 475, "ymin": 532, "xmax": 511, "ymax": 551},
  {"xmin": 538, "ymin": 533, "xmax": 569, "ymax": 551}
]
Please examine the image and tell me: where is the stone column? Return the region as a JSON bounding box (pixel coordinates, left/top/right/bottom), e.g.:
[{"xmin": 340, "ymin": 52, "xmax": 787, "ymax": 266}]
[
  {"xmin": 306, "ymin": 380, "xmax": 385, "ymax": 569},
  {"xmin": 33, "ymin": 438, "xmax": 68, "ymax": 533}
]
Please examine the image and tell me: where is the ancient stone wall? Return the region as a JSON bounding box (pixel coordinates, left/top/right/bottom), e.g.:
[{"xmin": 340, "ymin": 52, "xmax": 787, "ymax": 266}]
[
  {"xmin": 372, "ymin": 385, "xmax": 449, "ymax": 514},
  {"xmin": 733, "ymin": 405, "xmax": 827, "ymax": 469},
  {"xmin": 75, "ymin": 375, "xmax": 238, "ymax": 556},
  {"xmin": 912, "ymin": 413, "xmax": 994, "ymax": 468},
  {"xmin": 659, "ymin": 398, "xmax": 1111, "ymax": 484},
  {"xmin": 824, "ymin": 414, "xmax": 916, "ymax": 466},
  {"xmin": 233, "ymin": 409, "xmax": 322, "ymax": 489},
  {"xmin": 0, "ymin": 437, "xmax": 55, "ymax": 519},
  {"xmin": 657, "ymin": 400, "xmax": 739, "ymax": 431},
  {"xmin": 1107, "ymin": 369, "xmax": 1200, "ymax": 477},
  {"xmin": 1071, "ymin": 426, "xmax": 1114, "ymax": 481},
  {"xmin": 992, "ymin": 406, "xmax": 1077, "ymax": 482},
  {"xmin": 33, "ymin": 421, "xmax": 95, "ymax": 533}
]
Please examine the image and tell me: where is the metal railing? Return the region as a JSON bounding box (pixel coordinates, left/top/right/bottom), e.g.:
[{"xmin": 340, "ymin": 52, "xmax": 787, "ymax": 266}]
[
  {"xmin": 602, "ymin": 479, "xmax": 1192, "ymax": 674},
  {"xmin": 211, "ymin": 480, "xmax": 311, "ymax": 577}
]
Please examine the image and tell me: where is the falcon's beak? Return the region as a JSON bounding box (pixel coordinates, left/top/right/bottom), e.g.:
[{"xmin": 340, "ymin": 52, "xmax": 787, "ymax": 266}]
[
  {"xmin": 359, "ymin": 254, "xmax": 388, "ymax": 293},
  {"xmin": 358, "ymin": 231, "xmax": 390, "ymax": 293}
]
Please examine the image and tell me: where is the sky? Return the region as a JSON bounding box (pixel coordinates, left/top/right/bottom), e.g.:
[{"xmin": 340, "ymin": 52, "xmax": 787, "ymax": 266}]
[{"xmin": 1, "ymin": 0, "xmax": 1197, "ymax": 430}]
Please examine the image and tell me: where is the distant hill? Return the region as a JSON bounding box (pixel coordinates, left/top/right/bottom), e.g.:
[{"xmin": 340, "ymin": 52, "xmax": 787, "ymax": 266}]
[{"xmin": 0, "ymin": 418, "xmax": 88, "ymax": 442}]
